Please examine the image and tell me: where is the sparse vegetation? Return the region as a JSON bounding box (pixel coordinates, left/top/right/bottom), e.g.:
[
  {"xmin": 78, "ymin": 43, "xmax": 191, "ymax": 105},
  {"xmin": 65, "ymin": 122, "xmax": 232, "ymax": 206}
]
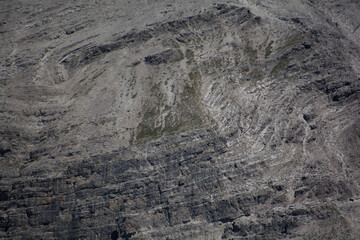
[
  {"xmin": 171, "ymin": 48, "xmax": 185, "ymax": 63},
  {"xmin": 135, "ymin": 69, "xmax": 205, "ymax": 142},
  {"xmin": 130, "ymin": 74, "xmax": 137, "ymax": 89},
  {"xmin": 6, "ymin": 1, "xmax": 360, "ymax": 240},
  {"xmin": 136, "ymin": 122, "xmax": 161, "ymax": 140},
  {"xmin": 163, "ymin": 113, "xmax": 181, "ymax": 133},
  {"xmin": 188, "ymin": 69, "xmax": 200, "ymax": 82},
  {"xmin": 185, "ymin": 49, "xmax": 194, "ymax": 59},
  {"xmin": 136, "ymin": 107, "xmax": 160, "ymax": 140},
  {"xmin": 265, "ymin": 41, "xmax": 273, "ymax": 58},
  {"xmin": 282, "ymin": 33, "xmax": 303, "ymax": 49},
  {"xmin": 249, "ymin": 68, "xmax": 263, "ymax": 81},
  {"xmin": 244, "ymin": 41, "xmax": 258, "ymax": 62},
  {"xmin": 185, "ymin": 49, "xmax": 195, "ymax": 64},
  {"xmin": 271, "ymin": 55, "xmax": 291, "ymax": 75}
]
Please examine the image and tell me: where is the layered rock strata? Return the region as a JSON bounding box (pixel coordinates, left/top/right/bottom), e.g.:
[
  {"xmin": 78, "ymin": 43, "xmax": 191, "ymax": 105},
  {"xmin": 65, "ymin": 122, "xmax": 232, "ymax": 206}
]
[{"xmin": 1, "ymin": 0, "xmax": 360, "ymax": 239}]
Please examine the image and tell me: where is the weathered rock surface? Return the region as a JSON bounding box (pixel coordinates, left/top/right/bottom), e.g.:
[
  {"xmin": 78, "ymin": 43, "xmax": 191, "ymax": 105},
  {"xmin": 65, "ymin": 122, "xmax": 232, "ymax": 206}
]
[{"xmin": 1, "ymin": 0, "xmax": 360, "ymax": 239}]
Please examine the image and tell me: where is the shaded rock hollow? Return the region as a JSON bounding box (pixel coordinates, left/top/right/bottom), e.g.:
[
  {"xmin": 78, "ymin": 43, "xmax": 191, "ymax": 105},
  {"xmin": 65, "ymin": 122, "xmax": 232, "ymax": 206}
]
[{"xmin": 1, "ymin": 0, "xmax": 360, "ymax": 239}]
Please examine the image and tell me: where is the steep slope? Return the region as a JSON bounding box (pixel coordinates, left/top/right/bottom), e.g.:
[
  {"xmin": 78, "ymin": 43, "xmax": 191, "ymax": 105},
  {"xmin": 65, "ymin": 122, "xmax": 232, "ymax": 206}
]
[{"xmin": 1, "ymin": 0, "xmax": 360, "ymax": 239}]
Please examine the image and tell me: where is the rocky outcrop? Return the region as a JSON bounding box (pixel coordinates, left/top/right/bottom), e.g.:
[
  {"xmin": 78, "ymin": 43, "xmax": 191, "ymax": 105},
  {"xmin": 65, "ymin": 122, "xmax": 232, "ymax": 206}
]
[{"xmin": 1, "ymin": 0, "xmax": 360, "ymax": 239}]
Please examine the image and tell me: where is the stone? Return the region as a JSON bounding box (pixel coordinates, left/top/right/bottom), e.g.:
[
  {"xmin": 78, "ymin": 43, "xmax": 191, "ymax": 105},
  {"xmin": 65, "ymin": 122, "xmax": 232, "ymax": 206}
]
[{"xmin": 1, "ymin": 0, "xmax": 360, "ymax": 239}]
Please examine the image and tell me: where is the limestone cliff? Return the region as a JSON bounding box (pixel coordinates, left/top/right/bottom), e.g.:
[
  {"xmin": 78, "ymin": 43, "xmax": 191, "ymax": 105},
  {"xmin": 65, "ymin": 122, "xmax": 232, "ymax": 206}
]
[{"xmin": 1, "ymin": 0, "xmax": 360, "ymax": 239}]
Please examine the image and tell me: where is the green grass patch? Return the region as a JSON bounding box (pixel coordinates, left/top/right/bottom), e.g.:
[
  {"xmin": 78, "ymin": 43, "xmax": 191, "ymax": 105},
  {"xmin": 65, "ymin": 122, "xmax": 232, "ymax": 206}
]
[
  {"xmin": 171, "ymin": 48, "xmax": 185, "ymax": 63},
  {"xmin": 271, "ymin": 55, "xmax": 291, "ymax": 75},
  {"xmin": 136, "ymin": 107, "xmax": 161, "ymax": 140},
  {"xmin": 163, "ymin": 113, "xmax": 181, "ymax": 134},
  {"xmin": 136, "ymin": 123, "xmax": 161, "ymax": 140},
  {"xmin": 134, "ymin": 70, "xmax": 206, "ymax": 142}
]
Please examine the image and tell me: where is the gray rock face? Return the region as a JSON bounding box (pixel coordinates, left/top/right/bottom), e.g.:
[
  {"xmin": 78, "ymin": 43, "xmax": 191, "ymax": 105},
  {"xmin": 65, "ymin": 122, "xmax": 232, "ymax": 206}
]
[{"xmin": 1, "ymin": 0, "xmax": 360, "ymax": 239}]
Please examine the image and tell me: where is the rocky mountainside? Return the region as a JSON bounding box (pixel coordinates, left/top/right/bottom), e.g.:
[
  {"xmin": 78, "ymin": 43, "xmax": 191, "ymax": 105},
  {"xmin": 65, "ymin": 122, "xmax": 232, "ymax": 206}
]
[{"xmin": 1, "ymin": 0, "xmax": 360, "ymax": 239}]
